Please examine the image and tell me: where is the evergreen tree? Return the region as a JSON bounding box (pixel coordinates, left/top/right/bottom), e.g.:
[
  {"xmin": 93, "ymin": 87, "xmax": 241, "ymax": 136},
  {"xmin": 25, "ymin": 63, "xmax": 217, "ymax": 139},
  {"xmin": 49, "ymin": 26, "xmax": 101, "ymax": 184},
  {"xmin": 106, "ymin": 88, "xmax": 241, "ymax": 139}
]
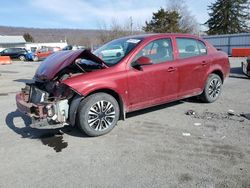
[
  {"xmin": 205, "ymin": 0, "xmax": 250, "ymax": 34},
  {"xmin": 143, "ymin": 8, "xmax": 183, "ymax": 33},
  {"xmin": 23, "ymin": 33, "xmax": 34, "ymax": 42}
]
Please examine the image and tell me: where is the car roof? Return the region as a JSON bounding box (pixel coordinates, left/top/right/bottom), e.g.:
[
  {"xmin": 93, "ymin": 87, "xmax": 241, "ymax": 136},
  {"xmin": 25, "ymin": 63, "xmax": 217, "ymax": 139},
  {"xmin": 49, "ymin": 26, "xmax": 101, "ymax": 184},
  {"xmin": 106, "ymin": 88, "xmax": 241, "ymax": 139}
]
[{"xmin": 120, "ymin": 33, "xmax": 200, "ymax": 40}]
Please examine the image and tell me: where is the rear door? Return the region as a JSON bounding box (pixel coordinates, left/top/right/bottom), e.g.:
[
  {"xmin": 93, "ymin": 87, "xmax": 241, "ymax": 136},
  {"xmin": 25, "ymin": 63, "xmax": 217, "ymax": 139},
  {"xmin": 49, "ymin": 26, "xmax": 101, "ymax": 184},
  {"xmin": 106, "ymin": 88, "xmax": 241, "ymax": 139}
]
[
  {"xmin": 127, "ymin": 38, "xmax": 178, "ymax": 111},
  {"xmin": 175, "ymin": 37, "xmax": 210, "ymax": 98}
]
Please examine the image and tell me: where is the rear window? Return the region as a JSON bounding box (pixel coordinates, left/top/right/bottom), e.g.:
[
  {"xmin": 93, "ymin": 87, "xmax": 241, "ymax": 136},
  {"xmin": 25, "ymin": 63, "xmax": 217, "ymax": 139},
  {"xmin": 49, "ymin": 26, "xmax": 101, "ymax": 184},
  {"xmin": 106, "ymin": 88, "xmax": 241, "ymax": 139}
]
[{"xmin": 176, "ymin": 38, "xmax": 207, "ymax": 59}]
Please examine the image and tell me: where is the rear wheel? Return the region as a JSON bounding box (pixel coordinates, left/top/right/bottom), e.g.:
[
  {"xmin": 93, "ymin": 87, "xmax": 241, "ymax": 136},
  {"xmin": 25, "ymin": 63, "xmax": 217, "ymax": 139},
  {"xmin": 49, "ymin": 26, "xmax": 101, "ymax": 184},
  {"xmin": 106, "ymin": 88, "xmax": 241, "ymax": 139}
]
[
  {"xmin": 77, "ymin": 93, "xmax": 120, "ymax": 136},
  {"xmin": 200, "ymin": 74, "xmax": 222, "ymax": 103},
  {"xmin": 116, "ymin": 52, "xmax": 121, "ymax": 57}
]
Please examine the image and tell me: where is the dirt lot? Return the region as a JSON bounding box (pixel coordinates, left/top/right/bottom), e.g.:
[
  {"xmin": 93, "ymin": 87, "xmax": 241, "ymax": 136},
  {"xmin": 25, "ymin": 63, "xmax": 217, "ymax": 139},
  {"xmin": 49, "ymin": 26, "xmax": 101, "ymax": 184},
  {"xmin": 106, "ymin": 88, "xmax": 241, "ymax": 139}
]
[{"xmin": 0, "ymin": 58, "xmax": 249, "ymax": 188}]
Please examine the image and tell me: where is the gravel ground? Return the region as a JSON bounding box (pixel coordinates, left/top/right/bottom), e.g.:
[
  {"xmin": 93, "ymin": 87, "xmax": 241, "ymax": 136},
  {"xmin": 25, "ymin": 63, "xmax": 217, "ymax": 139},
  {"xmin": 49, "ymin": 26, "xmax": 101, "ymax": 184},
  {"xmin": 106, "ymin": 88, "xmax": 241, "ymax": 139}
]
[{"xmin": 0, "ymin": 58, "xmax": 249, "ymax": 188}]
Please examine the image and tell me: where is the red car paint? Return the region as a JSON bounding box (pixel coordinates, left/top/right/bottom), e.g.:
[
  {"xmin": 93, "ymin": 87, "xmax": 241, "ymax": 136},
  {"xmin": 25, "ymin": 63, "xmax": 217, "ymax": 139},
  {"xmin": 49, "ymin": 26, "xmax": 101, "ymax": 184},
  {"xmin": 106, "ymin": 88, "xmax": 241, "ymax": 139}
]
[
  {"xmin": 62, "ymin": 34, "xmax": 230, "ymax": 112},
  {"xmin": 16, "ymin": 33, "xmax": 230, "ymax": 130},
  {"xmin": 35, "ymin": 50, "xmax": 105, "ymax": 80},
  {"xmin": 35, "ymin": 47, "xmax": 61, "ymax": 60}
]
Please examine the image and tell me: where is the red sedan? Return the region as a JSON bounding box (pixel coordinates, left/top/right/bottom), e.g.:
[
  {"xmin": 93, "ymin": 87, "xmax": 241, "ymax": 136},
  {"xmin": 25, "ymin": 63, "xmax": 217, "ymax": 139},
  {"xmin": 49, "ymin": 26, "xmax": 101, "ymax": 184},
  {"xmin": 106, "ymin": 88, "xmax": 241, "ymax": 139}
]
[
  {"xmin": 16, "ymin": 34, "xmax": 230, "ymax": 136},
  {"xmin": 33, "ymin": 47, "xmax": 61, "ymax": 61}
]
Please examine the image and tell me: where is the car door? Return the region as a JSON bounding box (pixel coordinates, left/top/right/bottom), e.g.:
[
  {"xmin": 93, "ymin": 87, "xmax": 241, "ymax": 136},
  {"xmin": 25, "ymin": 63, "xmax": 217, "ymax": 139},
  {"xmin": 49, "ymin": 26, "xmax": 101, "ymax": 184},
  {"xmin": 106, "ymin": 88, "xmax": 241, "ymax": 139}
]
[
  {"xmin": 127, "ymin": 38, "xmax": 178, "ymax": 111},
  {"xmin": 175, "ymin": 37, "xmax": 210, "ymax": 98}
]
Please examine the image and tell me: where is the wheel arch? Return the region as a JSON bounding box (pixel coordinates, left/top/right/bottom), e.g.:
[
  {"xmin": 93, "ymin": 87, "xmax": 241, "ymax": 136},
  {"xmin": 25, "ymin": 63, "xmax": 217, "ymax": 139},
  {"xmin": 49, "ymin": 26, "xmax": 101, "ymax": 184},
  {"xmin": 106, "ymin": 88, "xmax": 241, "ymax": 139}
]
[{"xmin": 210, "ymin": 69, "xmax": 224, "ymax": 83}]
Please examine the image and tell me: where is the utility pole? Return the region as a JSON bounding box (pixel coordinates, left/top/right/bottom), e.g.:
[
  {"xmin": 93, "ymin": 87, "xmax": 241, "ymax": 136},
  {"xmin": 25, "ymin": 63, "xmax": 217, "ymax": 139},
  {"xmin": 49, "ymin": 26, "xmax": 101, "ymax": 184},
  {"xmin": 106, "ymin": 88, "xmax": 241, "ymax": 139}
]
[{"xmin": 130, "ymin": 16, "xmax": 133, "ymax": 35}]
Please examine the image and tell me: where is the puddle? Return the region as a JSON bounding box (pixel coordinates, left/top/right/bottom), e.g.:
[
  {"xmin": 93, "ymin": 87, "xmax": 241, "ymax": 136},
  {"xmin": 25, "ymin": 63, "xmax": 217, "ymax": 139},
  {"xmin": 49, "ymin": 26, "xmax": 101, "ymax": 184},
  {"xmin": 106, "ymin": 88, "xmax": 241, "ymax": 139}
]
[{"xmin": 40, "ymin": 133, "xmax": 68, "ymax": 153}]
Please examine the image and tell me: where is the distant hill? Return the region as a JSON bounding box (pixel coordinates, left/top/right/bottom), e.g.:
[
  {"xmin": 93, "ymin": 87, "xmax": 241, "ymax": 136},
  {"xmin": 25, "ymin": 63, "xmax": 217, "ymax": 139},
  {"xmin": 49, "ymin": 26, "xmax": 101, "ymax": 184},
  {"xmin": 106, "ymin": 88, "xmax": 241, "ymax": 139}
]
[{"xmin": 0, "ymin": 26, "xmax": 101, "ymax": 46}]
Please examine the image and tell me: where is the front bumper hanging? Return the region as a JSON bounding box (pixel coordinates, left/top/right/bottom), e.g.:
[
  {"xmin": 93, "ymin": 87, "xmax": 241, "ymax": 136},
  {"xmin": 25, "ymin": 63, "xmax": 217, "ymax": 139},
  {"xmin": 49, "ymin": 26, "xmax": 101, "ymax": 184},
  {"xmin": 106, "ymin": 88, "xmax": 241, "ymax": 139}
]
[{"xmin": 16, "ymin": 84, "xmax": 70, "ymax": 129}]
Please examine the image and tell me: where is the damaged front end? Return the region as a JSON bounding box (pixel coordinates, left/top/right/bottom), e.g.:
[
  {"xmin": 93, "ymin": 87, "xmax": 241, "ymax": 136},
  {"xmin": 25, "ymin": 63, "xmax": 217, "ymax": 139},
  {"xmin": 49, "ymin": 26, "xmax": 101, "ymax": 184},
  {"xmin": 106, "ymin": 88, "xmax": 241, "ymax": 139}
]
[
  {"xmin": 16, "ymin": 49, "xmax": 106, "ymax": 129},
  {"xmin": 16, "ymin": 81, "xmax": 75, "ymax": 129}
]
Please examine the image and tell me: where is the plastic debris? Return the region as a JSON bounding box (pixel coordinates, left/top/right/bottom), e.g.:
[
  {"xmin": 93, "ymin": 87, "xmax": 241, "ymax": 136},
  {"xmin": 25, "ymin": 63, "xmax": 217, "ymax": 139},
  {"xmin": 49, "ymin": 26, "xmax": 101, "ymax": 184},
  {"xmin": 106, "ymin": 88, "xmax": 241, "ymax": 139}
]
[
  {"xmin": 182, "ymin": 132, "xmax": 191, "ymax": 136},
  {"xmin": 194, "ymin": 122, "xmax": 201, "ymax": 126},
  {"xmin": 185, "ymin": 110, "xmax": 196, "ymax": 115},
  {"xmin": 221, "ymin": 136, "xmax": 226, "ymax": 139},
  {"xmin": 227, "ymin": 109, "xmax": 235, "ymax": 116}
]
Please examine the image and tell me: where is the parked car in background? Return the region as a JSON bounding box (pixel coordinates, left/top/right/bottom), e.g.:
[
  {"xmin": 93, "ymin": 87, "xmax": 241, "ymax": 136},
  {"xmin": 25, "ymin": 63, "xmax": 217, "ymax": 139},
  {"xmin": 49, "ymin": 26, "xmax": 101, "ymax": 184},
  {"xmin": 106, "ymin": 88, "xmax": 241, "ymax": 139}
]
[
  {"xmin": 0, "ymin": 48, "xmax": 28, "ymax": 61},
  {"xmin": 25, "ymin": 51, "xmax": 36, "ymax": 61},
  {"xmin": 16, "ymin": 34, "xmax": 230, "ymax": 137},
  {"xmin": 62, "ymin": 45, "xmax": 73, "ymax": 50},
  {"xmin": 33, "ymin": 47, "xmax": 60, "ymax": 61},
  {"xmin": 99, "ymin": 44, "xmax": 124, "ymax": 59},
  {"xmin": 242, "ymin": 56, "xmax": 250, "ymax": 77},
  {"xmin": 63, "ymin": 45, "xmax": 85, "ymax": 51}
]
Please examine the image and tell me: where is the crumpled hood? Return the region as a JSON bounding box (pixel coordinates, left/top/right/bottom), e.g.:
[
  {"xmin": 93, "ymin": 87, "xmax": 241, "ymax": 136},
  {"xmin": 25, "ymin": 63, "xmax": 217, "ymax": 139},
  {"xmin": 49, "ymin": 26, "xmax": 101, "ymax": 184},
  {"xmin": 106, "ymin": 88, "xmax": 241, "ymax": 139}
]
[{"xmin": 34, "ymin": 49, "xmax": 105, "ymax": 81}]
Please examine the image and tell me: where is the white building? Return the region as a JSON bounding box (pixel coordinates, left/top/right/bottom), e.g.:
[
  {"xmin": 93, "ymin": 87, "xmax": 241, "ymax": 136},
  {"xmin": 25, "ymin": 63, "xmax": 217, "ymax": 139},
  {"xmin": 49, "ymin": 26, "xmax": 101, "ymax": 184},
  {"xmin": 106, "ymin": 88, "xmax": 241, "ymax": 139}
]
[
  {"xmin": 25, "ymin": 42, "xmax": 68, "ymax": 52},
  {"xmin": 0, "ymin": 35, "xmax": 26, "ymax": 51},
  {"xmin": 0, "ymin": 35, "xmax": 68, "ymax": 52}
]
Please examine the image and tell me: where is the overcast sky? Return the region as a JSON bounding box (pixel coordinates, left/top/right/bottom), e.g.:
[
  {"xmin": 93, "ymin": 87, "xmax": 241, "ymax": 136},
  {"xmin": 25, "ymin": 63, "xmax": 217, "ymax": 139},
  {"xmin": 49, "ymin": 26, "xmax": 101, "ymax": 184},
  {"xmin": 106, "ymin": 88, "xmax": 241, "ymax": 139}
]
[{"xmin": 0, "ymin": 0, "xmax": 215, "ymax": 29}]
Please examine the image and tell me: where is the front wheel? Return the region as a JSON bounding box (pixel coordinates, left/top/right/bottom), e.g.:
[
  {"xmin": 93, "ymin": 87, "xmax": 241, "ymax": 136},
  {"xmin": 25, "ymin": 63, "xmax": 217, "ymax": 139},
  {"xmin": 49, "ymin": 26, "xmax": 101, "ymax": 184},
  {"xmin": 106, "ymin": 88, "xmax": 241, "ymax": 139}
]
[
  {"xmin": 77, "ymin": 93, "xmax": 120, "ymax": 136},
  {"xmin": 200, "ymin": 74, "xmax": 222, "ymax": 103}
]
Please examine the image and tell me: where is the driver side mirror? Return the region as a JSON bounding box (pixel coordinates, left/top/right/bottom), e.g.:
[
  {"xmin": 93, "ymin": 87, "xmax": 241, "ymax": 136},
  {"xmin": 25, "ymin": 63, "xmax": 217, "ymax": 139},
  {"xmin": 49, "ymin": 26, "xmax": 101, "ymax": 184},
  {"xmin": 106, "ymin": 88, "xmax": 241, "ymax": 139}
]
[{"xmin": 132, "ymin": 56, "xmax": 153, "ymax": 69}]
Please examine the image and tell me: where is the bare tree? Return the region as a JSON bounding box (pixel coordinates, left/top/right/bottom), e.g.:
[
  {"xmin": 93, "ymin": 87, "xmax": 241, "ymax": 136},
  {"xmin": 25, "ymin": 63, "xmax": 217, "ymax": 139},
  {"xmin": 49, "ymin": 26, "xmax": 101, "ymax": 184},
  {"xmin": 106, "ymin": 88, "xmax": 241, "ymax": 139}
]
[
  {"xmin": 167, "ymin": 0, "xmax": 199, "ymax": 34},
  {"xmin": 97, "ymin": 17, "xmax": 142, "ymax": 44}
]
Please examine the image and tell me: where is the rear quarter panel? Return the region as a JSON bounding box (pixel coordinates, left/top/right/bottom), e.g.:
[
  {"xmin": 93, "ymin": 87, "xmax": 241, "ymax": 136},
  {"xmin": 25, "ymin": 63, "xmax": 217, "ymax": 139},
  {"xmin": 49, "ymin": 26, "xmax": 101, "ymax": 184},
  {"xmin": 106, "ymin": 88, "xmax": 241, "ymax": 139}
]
[{"xmin": 206, "ymin": 51, "xmax": 230, "ymax": 82}]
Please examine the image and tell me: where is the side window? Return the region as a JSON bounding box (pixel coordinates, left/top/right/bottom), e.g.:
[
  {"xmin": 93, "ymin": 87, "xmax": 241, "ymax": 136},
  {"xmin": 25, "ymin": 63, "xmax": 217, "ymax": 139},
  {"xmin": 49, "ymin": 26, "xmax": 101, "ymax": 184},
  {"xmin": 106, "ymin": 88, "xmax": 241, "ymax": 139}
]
[
  {"xmin": 176, "ymin": 38, "xmax": 207, "ymax": 59},
  {"xmin": 113, "ymin": 45, "xmax": 121, "ymax": 50},
  {"xmin": 5, "ymin": 48, "xmax": 13, "ymax": 53},
  {"xmin": 197, "ymin": 40, "xmax": 207, "ymax": 55},
  {"xmin": 3, "ymin": 49, "xmax": 9, "ymax": 53},
  {"xmin": 133, "ymin": 38, "xmax": 173, "ymax": 64}
]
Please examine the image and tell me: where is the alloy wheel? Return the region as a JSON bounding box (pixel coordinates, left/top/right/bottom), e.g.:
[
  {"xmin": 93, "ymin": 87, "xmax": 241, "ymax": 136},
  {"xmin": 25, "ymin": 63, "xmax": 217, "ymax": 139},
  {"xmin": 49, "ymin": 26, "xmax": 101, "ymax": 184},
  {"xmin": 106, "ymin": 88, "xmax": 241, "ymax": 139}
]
[
  {"xmin": 87, "ymin": 100, "xmax": 116, "ymax": 131},
  {"xmin": 208, "ymin": 78, "xmax": 221, "ymax": 99}
]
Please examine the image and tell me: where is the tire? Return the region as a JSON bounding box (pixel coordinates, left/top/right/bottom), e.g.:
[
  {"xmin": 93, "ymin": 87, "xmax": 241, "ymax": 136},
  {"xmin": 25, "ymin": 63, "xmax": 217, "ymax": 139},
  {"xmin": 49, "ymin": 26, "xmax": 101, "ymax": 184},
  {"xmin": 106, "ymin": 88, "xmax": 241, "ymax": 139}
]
[
  {"xmin": 77, "ymin": 92, "xmax": 120, "ymax": 136},
  {"xmin": 200, "ymin": 74, "xmax": 222, "ymax": 103},
  {"xmin": 19, "ymin": 55, "xmax": 26, "ymax": 61},
  {"xmin": 116, "ymin": 52, "xmax": 121, "ymax": 57}
]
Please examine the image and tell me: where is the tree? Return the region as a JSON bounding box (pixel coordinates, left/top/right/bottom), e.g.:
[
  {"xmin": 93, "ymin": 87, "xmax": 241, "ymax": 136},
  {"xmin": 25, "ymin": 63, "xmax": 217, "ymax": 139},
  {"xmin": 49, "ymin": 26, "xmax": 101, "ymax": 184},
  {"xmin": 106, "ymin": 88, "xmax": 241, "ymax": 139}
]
[
  {"xmin": 23, "ymin": 33, "xmax": 34, "ymax": 42},
  {"xmin": 98, "ymin": 18, "xmax": 140, "ymax": 44},
  {"xmin": 205, "ymin": 0, "xmax": 250, "ymax": 35},
  {"xmin": 167, "ymin": 0, "xmax": 198, "ymax": 34},
  {"xmin": 143, "ymin": 8, "xmax": 183, "ymax": 33}
]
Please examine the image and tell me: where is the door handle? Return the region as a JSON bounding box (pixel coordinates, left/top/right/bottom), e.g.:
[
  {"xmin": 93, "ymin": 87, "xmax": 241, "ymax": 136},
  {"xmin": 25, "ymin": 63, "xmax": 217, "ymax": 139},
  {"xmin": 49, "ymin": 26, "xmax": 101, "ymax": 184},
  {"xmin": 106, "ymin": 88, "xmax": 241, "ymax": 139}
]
[
  {"xmin": 201, "ymin": 60, "xmax": 208, "ymax": 66},
  {"xmin": 167, "ymin": 67, "xmax": 176, "ymax": 72}
]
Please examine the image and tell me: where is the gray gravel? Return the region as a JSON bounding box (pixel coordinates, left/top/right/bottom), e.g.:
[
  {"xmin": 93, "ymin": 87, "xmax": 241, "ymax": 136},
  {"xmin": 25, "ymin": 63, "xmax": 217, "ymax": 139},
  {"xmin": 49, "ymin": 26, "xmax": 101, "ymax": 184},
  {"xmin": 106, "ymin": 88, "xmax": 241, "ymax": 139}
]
[{"xmin": 0, "ymin": 58, "xmax": 249, "ymax": 188}]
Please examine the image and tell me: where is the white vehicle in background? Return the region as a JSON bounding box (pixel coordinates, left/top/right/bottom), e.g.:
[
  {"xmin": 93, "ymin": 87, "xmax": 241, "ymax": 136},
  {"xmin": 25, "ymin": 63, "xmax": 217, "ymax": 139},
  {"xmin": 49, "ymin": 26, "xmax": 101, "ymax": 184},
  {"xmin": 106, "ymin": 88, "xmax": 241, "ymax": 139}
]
[
  {"xmin": 100, "ymin": 45, "xmax": 124, "ymax": 58},
  {"xmin": 63, "ymin": 45, "xmax": 86, "ymax": 51}
]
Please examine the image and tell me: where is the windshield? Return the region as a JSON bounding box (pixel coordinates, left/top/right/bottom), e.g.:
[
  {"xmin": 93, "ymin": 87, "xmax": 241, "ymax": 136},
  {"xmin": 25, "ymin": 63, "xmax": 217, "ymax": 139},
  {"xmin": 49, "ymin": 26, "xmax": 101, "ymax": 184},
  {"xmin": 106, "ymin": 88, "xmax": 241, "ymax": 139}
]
[{"xmin": 93, "ymin": 37, "xmax": 142, "ymax": 66}]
